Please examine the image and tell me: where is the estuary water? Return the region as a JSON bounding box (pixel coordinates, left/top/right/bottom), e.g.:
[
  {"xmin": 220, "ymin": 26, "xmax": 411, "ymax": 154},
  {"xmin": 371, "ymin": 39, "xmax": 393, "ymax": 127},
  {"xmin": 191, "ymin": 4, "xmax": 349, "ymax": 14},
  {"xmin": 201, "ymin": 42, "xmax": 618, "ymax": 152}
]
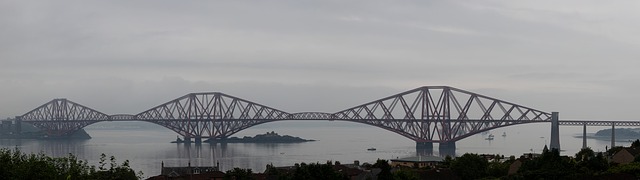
[{"xmin": 0, "ymin": 121, "xmax": 631, "ymax": 178}]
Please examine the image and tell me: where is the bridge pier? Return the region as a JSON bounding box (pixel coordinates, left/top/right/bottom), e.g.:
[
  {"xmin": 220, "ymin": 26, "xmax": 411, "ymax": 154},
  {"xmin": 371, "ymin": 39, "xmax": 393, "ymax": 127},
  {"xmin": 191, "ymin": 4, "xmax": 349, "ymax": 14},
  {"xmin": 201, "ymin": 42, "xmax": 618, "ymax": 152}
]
[
  {"xmin": 550, "ymin": 112, "xmax": 560, "ymax": 151},
  {"xmin": 416, "ymin": 142, "xmax": 433, "ymax": 156},
  {"xmin": 439, "ymin": 142, "xmax": 456, "ymax": 156},
  {"xmin": 611, "ymin": 123, "xmax": 616, "ymax": 147},
  {"xmin": 14, "ymin": 116, "xmax": 21, "ymax": 134},
  {"xmin": 183, "ymin": 136, "xmax": 193, "ymax": 143},
  {"xmin": 582, "ymin": 123, "xmax": 587, "ymax": 149}
]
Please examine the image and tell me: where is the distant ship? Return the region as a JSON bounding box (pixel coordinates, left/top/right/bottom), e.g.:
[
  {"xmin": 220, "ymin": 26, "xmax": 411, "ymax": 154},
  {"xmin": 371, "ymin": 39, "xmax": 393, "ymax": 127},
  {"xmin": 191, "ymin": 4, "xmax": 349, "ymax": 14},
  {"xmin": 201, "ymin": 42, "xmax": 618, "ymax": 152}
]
[
  {"xmin": 502, "ymin": 132, "xmax": 507, "ymax": 137},
  {"xmin": 367, "ymin": 147, "xmax": 377, "ymax": 151},
  {"xmin": 485, "ymin": 134, "xmax": 494, "ymax": 140}
]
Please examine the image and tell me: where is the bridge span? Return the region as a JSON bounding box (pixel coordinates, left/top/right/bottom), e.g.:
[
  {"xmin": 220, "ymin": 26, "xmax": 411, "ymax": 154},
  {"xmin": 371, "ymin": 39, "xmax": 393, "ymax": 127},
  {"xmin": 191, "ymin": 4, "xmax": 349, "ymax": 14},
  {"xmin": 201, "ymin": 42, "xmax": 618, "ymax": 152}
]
[{"xmin": 10, "ymin": 86, "xmax": 636, "ymax": 154}]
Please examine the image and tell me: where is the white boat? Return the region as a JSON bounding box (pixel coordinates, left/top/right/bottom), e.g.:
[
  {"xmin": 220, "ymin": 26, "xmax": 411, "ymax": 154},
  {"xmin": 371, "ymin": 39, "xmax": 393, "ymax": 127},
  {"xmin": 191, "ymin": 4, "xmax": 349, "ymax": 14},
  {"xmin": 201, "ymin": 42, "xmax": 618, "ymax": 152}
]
[{"xmin": 485, "ymin": 134, "xmax": 494, "ymax": 140}]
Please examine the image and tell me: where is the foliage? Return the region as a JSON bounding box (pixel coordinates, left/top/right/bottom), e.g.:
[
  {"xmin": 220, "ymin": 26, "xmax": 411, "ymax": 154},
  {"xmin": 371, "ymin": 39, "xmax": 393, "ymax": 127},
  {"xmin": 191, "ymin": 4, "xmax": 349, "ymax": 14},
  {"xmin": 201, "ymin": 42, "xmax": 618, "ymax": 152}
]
[
  {"xmin": 291, "ymin": 162, "xmax": 348, "ymax": 180},
  {"xmin": 263, "ymin": 161, "xmax": 348, "ymax": 180},
  {"xmin": 515, "ymin": 148, "xmax": 579, "ymax": 179},
  {"xmin": 605, "ymin": 162, "xmax": 640, "ymax": 177},
  {"xmin": 486, "ymin": 159, "xmax": 509, "ymax": 178},
  {"xmin": 575, "ymin": 147, "xmax": 595, "ymax": 162},
  {"xmin": 632, "ymin": 139, "xmax": 640, "ymax": 148},
  {"xmin": 440, "ymin": 155, "xmax": 453, "ymax": 168},
  {"xmin": 224, "ymin": 167, "xmax": 254, "ymax": 180},
  {"xmin": 373, "ymin": 159, "xmax": 393, "ymax": 180},
  {"xmin": 392, "ymin": 168, "xmax": 419, "ymax": 180},
  {"xmin": 574, "ymin": 148, "xmax": 609, "ymax": 176},
  {"xmin": 450, "ymin": 153, "xmax": 488, "ymax": 180},
  {"xmin": 0, "ymin": 148, "xmax": 140, "ymax": 180}
]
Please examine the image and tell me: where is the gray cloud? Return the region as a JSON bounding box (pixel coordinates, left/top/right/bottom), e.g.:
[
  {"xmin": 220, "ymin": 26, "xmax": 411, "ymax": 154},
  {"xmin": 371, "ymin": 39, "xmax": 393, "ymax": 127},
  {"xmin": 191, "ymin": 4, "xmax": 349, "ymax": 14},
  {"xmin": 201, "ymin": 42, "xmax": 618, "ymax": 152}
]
[{"xmin": 1, "ymin": 0, "xmax": 640, "ymax": 120}]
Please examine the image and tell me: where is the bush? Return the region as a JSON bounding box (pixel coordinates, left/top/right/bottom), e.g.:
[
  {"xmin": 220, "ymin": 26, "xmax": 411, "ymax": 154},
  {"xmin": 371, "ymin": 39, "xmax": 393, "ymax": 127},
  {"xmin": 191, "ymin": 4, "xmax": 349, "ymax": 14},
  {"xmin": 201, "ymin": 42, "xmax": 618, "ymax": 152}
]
[{"xmin": 0, "ymin": 148, "xmax": 141, "ymax": 180}]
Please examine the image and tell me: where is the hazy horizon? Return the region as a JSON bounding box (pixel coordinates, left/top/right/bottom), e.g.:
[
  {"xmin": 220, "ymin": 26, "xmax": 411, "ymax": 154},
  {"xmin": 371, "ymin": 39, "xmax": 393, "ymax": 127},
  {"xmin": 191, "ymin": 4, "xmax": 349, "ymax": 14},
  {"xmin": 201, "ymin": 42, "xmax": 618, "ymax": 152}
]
[{"xmin": 2, "ymin": 1, "xmax": 640, "ymax": 121}]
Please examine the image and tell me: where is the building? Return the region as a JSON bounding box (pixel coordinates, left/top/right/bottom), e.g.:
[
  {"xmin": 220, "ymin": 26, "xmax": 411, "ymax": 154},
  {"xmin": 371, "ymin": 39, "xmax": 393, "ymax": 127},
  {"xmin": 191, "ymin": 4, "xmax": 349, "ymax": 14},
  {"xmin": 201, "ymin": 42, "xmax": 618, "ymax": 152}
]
[
  {"xmin": 611, "ymin": 147, "xmax": 640, "ymax": 164},
  {"xmin": 508, "ymin": 159, "xmax": 524, "ymax": 175},
  {"xmin": 390, "ymin": 156, "xmax": 444, "ymax": 168},
  {"xmin": 160, "ymin": 162, "xmax": 221, "ymax": 177}
]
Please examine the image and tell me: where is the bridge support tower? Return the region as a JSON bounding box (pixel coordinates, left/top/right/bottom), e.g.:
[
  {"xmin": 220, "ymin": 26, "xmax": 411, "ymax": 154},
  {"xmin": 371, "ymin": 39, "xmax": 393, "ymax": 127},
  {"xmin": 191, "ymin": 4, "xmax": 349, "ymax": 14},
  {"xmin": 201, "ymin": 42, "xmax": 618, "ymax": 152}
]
[
  {"xmin": 582, "ymin": 123, "xmax": 587, "ymax": 149},
  {"xmin": 439, "ymin": 142, "xmax": 456, "ymax": 156},
  {"xmin": 550, "ymin": 112, "xmax": 560, "ymax": 150},
  {"xmin": 611, "ymin": 123, "xmax": 616, "ymax": 147},
  {"xmin": 416, "ymin": 142, "xmax": 433, "ymax": 156},
  {"xmin": 14, "ymin": 116, "xmax": 21, "ymax": 134}
]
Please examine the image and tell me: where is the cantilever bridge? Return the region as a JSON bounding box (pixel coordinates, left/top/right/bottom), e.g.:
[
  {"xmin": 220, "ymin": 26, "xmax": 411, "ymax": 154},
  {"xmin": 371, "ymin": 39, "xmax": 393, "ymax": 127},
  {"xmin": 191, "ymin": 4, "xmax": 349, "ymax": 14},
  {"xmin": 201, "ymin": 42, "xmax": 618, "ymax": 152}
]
[{"xmin": 17, "ymin": 86, "xmax": 628, "ymax": 151}]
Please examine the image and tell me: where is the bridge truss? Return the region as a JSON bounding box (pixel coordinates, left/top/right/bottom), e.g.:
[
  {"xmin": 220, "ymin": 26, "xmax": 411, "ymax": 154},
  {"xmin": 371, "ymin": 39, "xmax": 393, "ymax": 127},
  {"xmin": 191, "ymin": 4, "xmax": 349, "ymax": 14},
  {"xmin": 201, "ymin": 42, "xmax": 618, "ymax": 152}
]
[
  {"xmin": 17, "ymin": 86, "xmax": 552, "ymax": 143},
  {"xmin": 134, "ymin": 92, "xmax": 290, "ymax": 139},
  {"xmin": 333, "ymin": 86, "xmax": 551, "ymax": 142},
  {"xmin": 19, "ymin": 99, "xmax": 110, "ymax": 136}
]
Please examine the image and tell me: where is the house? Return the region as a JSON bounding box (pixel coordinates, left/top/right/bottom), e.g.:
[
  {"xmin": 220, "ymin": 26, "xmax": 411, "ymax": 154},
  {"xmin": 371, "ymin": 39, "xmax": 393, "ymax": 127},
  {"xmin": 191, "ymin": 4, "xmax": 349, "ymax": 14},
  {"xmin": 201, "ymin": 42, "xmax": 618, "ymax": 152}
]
[
  {"xmin": 611, "ymin": 147, "xmax": 640, "ymax": 164},
  {"xmin": 508, "ymin": 159, "xmax": 524, "ymax": 175},
  {"xmin": 390, "ymin": 156, "xmax": 443, "ymax": 168},
  {"xmin": 148, "ymin": 161, "xmax": 222, "ymax": 179},
  {"xmin": 418, "ymin": 168, "xmax": 460, "ymax": 180},
  {"xmin": 333, "ymin": 164, "xmax": 377, "ymax": 180},
  {"xmin": 267, "ymin": 161, "xmax": 379, "ymax": 180}
]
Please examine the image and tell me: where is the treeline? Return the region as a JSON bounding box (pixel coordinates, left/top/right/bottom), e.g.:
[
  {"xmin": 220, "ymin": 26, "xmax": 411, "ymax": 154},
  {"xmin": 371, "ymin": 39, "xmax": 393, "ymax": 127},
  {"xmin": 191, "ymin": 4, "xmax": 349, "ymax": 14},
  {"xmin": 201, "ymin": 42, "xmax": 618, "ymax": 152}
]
[
  {"xmin": 443, "ymin": 141, "xmax": 640, "ymax": 179},
  {"xmin": 0, "ymin": 148, "xmax": 141, "ymax": 180},
  {"xmin": 223, "ymin": 142, "xmax": 640, "ymax": 180},
  {"xmin": 224, "ymin": 160, "xmax": 421, "ymax": 180}
]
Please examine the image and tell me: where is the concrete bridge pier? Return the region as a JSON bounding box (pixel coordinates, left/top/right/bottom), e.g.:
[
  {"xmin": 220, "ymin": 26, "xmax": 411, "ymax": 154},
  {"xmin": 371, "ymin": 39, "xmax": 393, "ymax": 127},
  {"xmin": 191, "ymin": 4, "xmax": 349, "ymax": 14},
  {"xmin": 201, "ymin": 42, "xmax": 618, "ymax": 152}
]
[
  {"xmin": 14, "ymin": 116, "xmax": 21, "ymax": 134},
  {"xmin": 439, "ymin": 142, "xmax": 456, "ymax": 156},
  {"xmin": 550, "ymin": 112, "xmax": 560, "ymax": 150},
  {"xmin": 416, "ymin": 142, "xmax": 433, "ymax": 156},
  {"xmin": 183, "ymin": 136, "xmax": 193, "ymax": 143},
  {"xmin": 611, "ymin": 123, "xmax": 616, "ymax": 147},
  {"xmin": 582, "ymin": 123, "xmax": 587, "ymax": 149}
]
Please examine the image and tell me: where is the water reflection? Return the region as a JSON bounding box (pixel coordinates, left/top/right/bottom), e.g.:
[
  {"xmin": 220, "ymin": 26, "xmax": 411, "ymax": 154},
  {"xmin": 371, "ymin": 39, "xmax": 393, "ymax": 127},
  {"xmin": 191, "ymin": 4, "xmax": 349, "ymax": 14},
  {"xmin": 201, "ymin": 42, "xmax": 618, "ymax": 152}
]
[
  {"xmin": 3, "ymin": 123, "xmax": 618, "ymax": 178},
  {"xmin": 38, "ymin": 139, "xmax": 89, "ymax": 157}
]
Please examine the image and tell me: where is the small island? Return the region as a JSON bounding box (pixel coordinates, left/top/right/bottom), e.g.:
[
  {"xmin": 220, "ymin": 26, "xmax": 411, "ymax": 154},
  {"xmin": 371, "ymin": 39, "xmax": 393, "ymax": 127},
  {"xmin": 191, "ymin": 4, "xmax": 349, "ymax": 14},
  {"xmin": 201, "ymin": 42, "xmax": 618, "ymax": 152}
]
[{"xmin": 172, "ymin": 131, "xmax": 315, "ymax": 143}]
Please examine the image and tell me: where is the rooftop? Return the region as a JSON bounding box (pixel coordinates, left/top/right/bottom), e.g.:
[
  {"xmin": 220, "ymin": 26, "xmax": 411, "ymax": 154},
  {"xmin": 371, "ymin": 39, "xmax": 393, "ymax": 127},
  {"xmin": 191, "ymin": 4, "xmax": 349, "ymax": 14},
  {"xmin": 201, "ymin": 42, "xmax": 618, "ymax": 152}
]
[{"xmin": 391, "ymin": 156, "xmax": 444, "ymax": 162}]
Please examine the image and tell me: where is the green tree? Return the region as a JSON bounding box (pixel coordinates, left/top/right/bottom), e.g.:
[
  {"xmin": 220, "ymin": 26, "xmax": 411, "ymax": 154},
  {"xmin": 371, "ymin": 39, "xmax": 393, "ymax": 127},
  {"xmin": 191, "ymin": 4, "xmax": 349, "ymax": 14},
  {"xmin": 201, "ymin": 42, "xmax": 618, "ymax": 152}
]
[
  {"xmin": 632, "ymin": 139, "xmax": 640, "ymax": 148},
  {"xmin": 440, "ymin": 155, "xmax": 453, "ymax": 168},
  {"xmin": 575, "ymin": 147, "xmax": 595, "ymax": 162},
  {"xmin": 392, "ymin": 169, "xmax": 419, "ymax": 180},
  {"xmin": 373, "ymin": 159, "xmax": 392, "ymax": 180},
  {"xmin": 516, "ymin": 148, "xmax": 578, "ymax": 179},
  {"xmin": 574, "ymin": 148, "xmax": 608, "ymax": 176},
  {"xmin": 605, "ymin": 162, "xmax": 640, "ymax": 177},
  {"xmin": 486, "ymin": 159, "xmax": 509, "ymax": 178},
  {"xmin": 0, "ymin": 148, "xmax": 140, "ymax": 180},
  {"xmin": 450, "ymin": 153, "xmax": 488, "ymax": 180},
  {"xmin": 224, "ymin": 167, "xmax": 254, "ymax": 180}
]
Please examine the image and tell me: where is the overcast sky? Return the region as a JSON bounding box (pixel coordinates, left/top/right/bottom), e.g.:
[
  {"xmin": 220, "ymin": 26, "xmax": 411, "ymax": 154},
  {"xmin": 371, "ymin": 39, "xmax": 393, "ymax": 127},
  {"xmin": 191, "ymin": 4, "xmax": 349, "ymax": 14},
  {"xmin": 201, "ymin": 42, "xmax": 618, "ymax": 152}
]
[{"xmin": 1, "ymin": 1, "xmax": 639, "ymax": 120}]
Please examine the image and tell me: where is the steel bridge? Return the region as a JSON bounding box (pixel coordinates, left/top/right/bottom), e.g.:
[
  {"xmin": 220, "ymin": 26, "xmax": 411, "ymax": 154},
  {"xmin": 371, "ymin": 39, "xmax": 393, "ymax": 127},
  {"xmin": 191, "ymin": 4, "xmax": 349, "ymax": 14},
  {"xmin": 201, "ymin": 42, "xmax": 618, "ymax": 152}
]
[{"xmin": 14, "ymin": 86, "xmax": 629, "ymax": 152}]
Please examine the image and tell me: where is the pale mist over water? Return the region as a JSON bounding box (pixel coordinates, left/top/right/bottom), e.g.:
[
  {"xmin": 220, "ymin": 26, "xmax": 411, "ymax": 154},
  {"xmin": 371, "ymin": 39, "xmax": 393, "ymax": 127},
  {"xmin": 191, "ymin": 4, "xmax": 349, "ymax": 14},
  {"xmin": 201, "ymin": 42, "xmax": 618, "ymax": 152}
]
[{"xmin": 0, "ymin": 121, "xmax": 630, "ymax": 178}]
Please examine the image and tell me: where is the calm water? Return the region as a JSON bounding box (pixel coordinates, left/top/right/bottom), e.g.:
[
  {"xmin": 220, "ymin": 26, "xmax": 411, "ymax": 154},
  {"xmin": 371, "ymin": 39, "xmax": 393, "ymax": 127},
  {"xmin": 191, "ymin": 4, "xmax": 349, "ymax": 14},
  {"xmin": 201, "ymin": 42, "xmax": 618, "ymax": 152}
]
[{"xmin": 0, "ymin": 121, "xmax": 631, "ymax": 178}]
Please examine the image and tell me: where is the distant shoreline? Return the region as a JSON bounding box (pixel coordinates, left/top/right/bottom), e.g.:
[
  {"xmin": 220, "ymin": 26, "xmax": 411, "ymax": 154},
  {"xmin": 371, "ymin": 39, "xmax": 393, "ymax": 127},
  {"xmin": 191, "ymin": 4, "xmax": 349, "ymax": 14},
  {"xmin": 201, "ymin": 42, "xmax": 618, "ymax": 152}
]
[{"xmin": 573, "ymin": 128, "xmax": 640, "ymax": 142}]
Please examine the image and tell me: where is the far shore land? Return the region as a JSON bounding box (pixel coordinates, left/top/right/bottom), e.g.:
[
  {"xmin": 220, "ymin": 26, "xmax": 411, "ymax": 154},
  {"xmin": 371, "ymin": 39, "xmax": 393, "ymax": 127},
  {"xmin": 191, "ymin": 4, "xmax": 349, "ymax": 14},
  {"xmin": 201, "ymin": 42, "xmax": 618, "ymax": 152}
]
[{"xmin": 573, "ymin": 128, "xmax": 640, "ymax": 142}]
